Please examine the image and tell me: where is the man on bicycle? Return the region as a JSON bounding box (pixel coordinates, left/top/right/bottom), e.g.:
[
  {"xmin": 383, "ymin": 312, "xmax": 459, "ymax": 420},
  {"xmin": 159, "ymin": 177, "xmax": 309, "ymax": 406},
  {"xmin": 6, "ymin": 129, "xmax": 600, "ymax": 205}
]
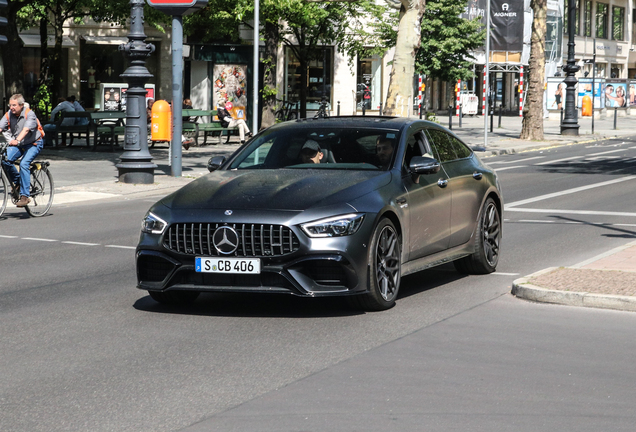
[{"xmin": 0, "ymin": 94, "xmax": 45, "ymax": 207}]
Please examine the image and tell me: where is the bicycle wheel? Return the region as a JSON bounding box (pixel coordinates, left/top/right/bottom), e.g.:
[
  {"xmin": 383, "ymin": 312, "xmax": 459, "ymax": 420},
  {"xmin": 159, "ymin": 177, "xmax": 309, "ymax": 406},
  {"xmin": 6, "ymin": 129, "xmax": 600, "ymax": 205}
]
[
  {"xmin": 0, "ymin": 168, "xmax": 8, "ymax": 217},
  {"xmin": 26, "ymin": 166, "xmax": 54, "ymax": 217}
]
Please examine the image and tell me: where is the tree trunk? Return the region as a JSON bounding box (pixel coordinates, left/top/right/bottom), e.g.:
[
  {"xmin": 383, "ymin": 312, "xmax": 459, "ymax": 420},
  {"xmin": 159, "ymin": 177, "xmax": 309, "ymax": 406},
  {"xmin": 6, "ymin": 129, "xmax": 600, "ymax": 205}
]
[
  {"xmin": 260, "ymin": 20, "xmax": 279, "ymax": 130},
  {"xmin": 1, "ymin": 2, "xmax": 25, "ymax": 99},
  {"xmin": 383, "ymin": 0, "xmax": 425, "ymax": 117},
  {"xmin": 520, "ymin": 0, "xmax": 546, "ymax": 140}
]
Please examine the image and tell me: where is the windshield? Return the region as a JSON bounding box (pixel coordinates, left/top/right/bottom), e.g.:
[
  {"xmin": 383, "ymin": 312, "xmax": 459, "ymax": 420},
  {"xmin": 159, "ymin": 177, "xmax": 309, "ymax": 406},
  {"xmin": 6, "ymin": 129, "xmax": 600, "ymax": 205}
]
[{"xmin": 228, "ymin": 127, "xmax": 401, "ymax": 171}]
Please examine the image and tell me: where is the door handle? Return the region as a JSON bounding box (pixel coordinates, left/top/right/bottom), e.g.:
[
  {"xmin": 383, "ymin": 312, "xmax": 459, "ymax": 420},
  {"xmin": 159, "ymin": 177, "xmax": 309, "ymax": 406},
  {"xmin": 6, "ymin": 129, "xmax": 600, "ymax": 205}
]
[
  {"xmin": 396, "ymin": 198, "xmax": 407, "ymax": 204},
  {"xmin": 437, "ymin": 179, "xmax": 448, "ymax": 188},
  {"xmin": 473, "ymin": 172, "xmax": 483, "ymax": 180}
]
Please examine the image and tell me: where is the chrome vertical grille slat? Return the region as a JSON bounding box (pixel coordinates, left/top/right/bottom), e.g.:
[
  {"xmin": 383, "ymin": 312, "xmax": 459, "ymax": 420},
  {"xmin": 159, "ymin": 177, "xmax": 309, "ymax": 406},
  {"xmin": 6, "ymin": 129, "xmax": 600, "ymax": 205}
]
[{"xmin": 163, "ymin": 222, "xmax": 300, "ymax": 257}]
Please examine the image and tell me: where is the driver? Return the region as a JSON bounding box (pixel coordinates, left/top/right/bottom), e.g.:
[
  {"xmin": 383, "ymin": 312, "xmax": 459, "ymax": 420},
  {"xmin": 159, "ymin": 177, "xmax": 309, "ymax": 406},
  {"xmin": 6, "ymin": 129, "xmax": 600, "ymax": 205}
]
[
  {"xmin": 299, "ymin": 140, "xmax": 324, "ymax": 164},
  {"xmin": 375, "ymin": 135, "xmax": 395, "ymax": 169}
]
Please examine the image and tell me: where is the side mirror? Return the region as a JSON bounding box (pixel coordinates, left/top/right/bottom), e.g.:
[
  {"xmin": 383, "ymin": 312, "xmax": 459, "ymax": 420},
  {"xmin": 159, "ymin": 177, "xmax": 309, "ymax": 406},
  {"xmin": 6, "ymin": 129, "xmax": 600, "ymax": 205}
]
[
  {"xmin": 471, "ymin": 145, "xmax": 486, "ymax": 152},
  {"xmin": 207, "ymin": 156, "xmax": 226, "ymax": 172},
  {"xmin": 409, "ymin": 156, "xmax": 441, "ymax": 175}
]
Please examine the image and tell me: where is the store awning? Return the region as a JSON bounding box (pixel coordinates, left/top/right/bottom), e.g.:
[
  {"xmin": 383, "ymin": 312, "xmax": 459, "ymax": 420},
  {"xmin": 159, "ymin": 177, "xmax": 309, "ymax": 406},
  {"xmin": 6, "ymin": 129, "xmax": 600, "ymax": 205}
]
[
  {"xmin": 82, "ymin": 36, "xmax": 162, "ymax": 45},
  {"xmin": 20, "ymin": 34, "xmax": 75, "ymax": 47}
]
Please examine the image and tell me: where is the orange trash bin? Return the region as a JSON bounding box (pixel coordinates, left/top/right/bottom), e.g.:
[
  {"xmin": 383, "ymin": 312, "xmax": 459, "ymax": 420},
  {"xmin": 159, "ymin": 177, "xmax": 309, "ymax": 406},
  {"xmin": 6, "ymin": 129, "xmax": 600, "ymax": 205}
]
[
  {"xmin": 582, "ymin": 95, "xmax": 593, "ymax": 117},
  {"xmin": 151, "ymin": 100, "xmax": 172, "ymax": 141}
]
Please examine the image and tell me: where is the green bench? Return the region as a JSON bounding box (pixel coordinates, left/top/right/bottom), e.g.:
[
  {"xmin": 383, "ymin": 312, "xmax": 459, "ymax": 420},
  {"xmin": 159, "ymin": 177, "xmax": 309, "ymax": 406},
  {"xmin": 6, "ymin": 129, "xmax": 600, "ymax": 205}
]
[
  {"xmin": 182, "ymin": 109, "xmax": 239, "ymax": 145},
  {"xmin": 91, "ymin": 111, "xmax": 126, "ymax": 151},
  {"xmin": 52, "ymin": 111, "xmax": 92, "ymax": 147}
]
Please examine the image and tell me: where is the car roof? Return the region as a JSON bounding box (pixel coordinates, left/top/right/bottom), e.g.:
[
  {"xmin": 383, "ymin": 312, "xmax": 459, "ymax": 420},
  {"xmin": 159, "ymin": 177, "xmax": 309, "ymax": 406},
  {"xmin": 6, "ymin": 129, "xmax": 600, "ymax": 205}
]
[{"xmin": 269, "ymin": 116, "xmax": 440, "ymax": 132}]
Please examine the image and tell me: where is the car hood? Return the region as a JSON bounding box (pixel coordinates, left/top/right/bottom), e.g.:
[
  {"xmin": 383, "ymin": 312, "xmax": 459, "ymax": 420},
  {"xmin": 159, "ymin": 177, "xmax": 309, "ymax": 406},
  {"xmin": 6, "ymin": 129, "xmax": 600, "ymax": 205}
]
[{"xmin": 160, "ymin": 169, "xmax": 391, "ymax": 211}]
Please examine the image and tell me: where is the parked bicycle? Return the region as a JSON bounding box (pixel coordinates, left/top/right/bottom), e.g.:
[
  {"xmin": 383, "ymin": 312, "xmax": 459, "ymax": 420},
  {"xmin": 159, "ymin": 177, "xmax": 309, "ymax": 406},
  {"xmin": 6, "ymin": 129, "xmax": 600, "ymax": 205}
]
[
  {"xmin": 313, "ymin": 97, "xmax": 330, "ymax": 119},
  {"xmin": 275, "ymin": 99, "xmax": 298, "ymax": 122},
  {"xmin": 0, "ymin": 143, "xmax": 54, "ymax": 217}
]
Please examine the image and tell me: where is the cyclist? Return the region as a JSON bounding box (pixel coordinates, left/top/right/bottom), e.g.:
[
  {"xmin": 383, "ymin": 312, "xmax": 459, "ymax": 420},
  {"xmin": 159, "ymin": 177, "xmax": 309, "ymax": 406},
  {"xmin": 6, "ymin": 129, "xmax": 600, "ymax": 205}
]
[{"xmin": 0, "ymin": 94, "xmax": 45, "ymax": 207}]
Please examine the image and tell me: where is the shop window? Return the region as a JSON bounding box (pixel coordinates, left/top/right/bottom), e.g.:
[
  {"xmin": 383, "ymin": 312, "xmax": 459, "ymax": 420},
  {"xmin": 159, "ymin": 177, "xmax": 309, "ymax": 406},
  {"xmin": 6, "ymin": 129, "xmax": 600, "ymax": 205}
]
[
  {"xmin": 596, "ymin": 3, "xmax": 608, "ymax": 39},
  {"xmin": 612, "ymin": 6, "xmax": 624, "ymax": 41},
  {"xmin": 546, "ymin": 10, "xmax": 563, "ymax": 60},
  {"xmin": 564, "ymin": 0, "xmax": 581, "ymax": 35},
  {"xmin": 284, "ymin": 46, "xmax": 332, "ymax": 111},
  {"xmin": 584, "ymin": 0, "xmax": 592, "ymax": 37},
  {"xmin": 357, "ymin": 55, "xmax": 382, "ymax": 111}
]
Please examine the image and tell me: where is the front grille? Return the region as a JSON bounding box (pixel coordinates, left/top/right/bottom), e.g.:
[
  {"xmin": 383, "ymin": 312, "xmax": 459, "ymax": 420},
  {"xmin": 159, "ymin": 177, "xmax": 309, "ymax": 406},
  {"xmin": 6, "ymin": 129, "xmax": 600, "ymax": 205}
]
[
  {"xmin": 138, "ymin": 254, "xmax": 175, "ymax": 282},
  {"xmin": 163, "ymin": 223, "xmax": 300, "ymax": 257}
]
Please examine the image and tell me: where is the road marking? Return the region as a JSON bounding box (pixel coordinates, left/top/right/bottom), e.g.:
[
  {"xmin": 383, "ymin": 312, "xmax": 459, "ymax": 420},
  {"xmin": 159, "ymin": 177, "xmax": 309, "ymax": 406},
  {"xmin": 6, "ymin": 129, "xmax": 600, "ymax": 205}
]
[
  {"xmin": 487, "ymin": 156, "xmax": 545, "ymax": 165},
  {"xmin": 587, "ymin": 148, "xmax": 628, "ymax": 156},
  {"xmin": 0, "ymin": 235, "xmax": 19, "ymax": 238},
  {"xmin": 506, "ymin": 208, "xmax": 636, "ymax": 217},
  {"xmin": 22, "ymin": 237, "xmax": 59, "ymax": 242},
  {"xmin": 61, "ymin": 241, "xmax": 101, "ymax": 246},
  {"xmin": 505, "ymin": 176, "xmax": 636, "ymax": 208},
  {"xmin": 492, "ymin": 272, "xmax": 520, "ymax": 276},
  {"xmin": 495, "ymin": 165, "xmax": 527, "ymax": 171},
  {"xmin": 518, "ymin": 219, "xmax": 555, "ymax": 223},
  {"xmin": 105, "ymin": 245, "xmax": 136, "ymax": 249},
  {"xmin": 534, "ymin": 155, "xmax": 584, "ymax": 165}
]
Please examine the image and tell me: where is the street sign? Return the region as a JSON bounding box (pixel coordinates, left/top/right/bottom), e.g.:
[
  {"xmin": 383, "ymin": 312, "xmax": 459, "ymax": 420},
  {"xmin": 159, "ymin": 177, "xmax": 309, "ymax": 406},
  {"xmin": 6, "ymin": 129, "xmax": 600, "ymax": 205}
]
[{"xmin": 146, "ymin": 0, "xmax": 207, "ymax": 16}]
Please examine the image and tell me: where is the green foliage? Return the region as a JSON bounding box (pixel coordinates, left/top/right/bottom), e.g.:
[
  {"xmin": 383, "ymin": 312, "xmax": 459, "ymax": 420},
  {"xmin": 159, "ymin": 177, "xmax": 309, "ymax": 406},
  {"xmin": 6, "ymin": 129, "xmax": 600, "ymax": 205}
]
[
  {"xmin": 415, "ymin": 0, "xmax": 485, "ymax": 82},
  {"xmin": 33, "ymin": 83, "xmax": 52, "ymax": 119}
]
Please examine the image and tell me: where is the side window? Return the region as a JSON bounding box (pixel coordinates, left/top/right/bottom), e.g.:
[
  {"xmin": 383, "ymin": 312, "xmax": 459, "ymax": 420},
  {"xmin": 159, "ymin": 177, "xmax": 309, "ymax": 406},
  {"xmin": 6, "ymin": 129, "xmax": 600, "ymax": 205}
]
[
  {"xmin": 426, "ymin": 129, "xmax": 457, "ymax": 162},
  {"xmin": 448, "ymin": 135, "xmax": 472, "ymax": 159},
  {"xmin": 402, "ymin": 131, "xmax": 425, "ymax": 172}
]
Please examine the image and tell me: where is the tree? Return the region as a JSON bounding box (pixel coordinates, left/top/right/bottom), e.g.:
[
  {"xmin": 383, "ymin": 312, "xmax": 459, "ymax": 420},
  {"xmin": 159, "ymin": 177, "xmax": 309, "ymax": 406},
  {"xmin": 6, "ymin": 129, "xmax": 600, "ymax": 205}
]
[
  {"xmin": 415, "ymin": 0, "xmax": 485, "ymax": 82},
  {"xmin": 382, "ymin": 0, "xmax": 426, "ymax": 117},
  {"xmin": 1, "ymin": 0, "xmax": 30, "ymax": 98},
  {"xmin": 520, "ymin": 0, "xmax": 546, "ymax": 140}
]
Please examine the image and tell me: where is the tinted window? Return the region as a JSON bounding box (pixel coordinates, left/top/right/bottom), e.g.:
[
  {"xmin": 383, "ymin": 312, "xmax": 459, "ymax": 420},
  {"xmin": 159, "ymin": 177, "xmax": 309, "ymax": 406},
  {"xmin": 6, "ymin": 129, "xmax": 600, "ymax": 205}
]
[
  {"xmin": 403, "ymin": 131, "xmax": 426, "ymax": 172},
  {"xmin": 425, "ymin": 129, "xmax": 457, "ymax": 162},
  {"xmin": 448, "ymin": 135, "xmax": 472, "ymax": 159}
]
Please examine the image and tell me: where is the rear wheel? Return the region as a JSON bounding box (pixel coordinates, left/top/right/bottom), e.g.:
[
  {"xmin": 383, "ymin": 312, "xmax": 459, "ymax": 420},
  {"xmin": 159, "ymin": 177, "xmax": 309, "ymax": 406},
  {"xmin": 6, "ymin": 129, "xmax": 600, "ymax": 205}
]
[
  {"xmin": 25, "ymin": 167, "xmax": 54, "ymax": 217},
  {"xmin": 349, "ymin": 218, "xmax": 401, "ymax": 311},
  {"xmin": 454, "ymin": 197, "xmax": 501, "ymax": 274},
  {"xmin": 0, "ymin": 169, "xmax": 8, "ymax": 217},
  {"xmin": 148, "ymin": 290, "xmax": 200, "ymax": 305}
]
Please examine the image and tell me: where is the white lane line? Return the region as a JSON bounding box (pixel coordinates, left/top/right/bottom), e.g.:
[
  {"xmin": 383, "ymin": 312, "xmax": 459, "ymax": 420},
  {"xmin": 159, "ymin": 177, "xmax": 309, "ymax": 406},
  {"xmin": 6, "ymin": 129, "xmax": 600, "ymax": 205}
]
[
  {"xmin": 492, "ymin": 272, "xmax": 520, "ymax": 276},
  {"xmin": 22, "ymin": 237, "xmax": 59, "ymax": 242},
  {"xmin": 495, "ymin": 165, "xmax": 527, "ymax": 171},
  {"xmin": 61, "ymin": 241, "xmax": 101, "ymax": 246},
  {"xmin": 487, "ymin": 156, "xmax": 546, "ymax": 165},
  {"xmin": 506, "ymin": 208, "xmax": 636, "ymax": 217},
  {"xmin": 518, "ymin": 219, "xmax": 555, "ymax": 223},
  {"xmin": 535, "ymin": 155, "xmax": 584, "ymax": 165},
  {"xmin": 105, "ymin": 245, "xmax": 136, "ymax": 249},
  {"xmin": 0, "ymin": 235, "xmax": 19, "ymax": 238},
  {"xmin": 505, "ymin": 176, "xmax": 636, "ymax": 208},
  {"xmin": 587, "ymin": 148, "xmax": 628, "ymax": 156}
]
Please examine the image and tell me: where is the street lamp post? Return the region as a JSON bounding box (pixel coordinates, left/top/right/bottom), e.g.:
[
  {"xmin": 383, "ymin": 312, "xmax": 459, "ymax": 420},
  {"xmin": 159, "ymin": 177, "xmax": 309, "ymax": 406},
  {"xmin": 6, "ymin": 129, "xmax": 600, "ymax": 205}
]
[
  {"xmin": 116, "ymin": 0, "xmax": 157, "ymax": 184},
  {"xmin": 561, "ymin": 0, "xmax": 580, "ymax": 135}
]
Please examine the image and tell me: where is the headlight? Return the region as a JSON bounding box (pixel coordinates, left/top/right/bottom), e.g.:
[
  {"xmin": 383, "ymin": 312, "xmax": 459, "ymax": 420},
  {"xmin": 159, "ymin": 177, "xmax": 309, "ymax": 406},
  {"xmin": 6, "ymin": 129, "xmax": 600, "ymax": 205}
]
[
  {"xmin": 141, "ymin": 212, "xmax": 168, "ymax": 235},
  {"xmin": 301, "ymin": 213, "xmax": 365, "ymax": 238}
]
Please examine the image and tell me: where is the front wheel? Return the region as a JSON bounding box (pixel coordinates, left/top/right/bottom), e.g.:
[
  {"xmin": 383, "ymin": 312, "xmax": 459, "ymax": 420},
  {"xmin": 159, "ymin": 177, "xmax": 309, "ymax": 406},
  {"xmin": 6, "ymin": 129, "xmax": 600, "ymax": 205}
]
[
  {"xmin": 454, "ymin": 197, "xmax": 501, "ymax": 274},
  {"xmin": 349, "ymin": 218, "xmax": 401, "ymax": 311},
  {"xmin": 0, "ymin": 169, "xmax": 8, "ymax": 217},
  {"xmin": 26, "ymin": 167, "xmax": 54, "ymax": 217}
]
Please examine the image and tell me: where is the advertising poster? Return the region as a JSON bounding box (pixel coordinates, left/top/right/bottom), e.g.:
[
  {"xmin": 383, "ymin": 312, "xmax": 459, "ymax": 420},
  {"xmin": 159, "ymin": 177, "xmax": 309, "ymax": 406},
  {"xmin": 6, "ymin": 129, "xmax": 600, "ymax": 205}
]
[
  {"xmin": 604, "ymin": 80, "xmax": 628, "ymax": 108},
  {"xmin": 490, "ymin": 0, "xmax": 524, "ymax": 52},
  {"xmin": 213, "ymin": 64, "xmax": 248, "ymax": 121},
  {"xmin": 629, "ymin": 81, "xmax": 636, "ymax": 106},
  {"xmin": 546, "ymin": 78, "xmax": 566, "ymax": 110},
  {"xmin": 99, "ymin": 83, "xmax": 155, "ymax": 111},
  {"xmin": 577, "ymin": 78, "xmax": 604, "ymax": 109}
]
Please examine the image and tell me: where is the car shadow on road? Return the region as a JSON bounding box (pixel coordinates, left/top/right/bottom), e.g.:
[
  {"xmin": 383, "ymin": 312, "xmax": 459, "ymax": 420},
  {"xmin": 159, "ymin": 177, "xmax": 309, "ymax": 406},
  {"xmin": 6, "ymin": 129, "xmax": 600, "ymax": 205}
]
[{"xmin": 550, "ymin": 215, "xmax": 636, "ymax": 238}]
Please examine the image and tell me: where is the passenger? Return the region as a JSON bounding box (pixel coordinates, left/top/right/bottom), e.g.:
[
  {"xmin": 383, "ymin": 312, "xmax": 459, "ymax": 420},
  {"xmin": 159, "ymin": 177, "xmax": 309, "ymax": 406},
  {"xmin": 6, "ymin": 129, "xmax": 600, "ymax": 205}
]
[
  {"xmin": 299, "ymin": 140, "xmax": 323, "ymax": 164},
  {"xmin": 375, "ymin": 135, "xmax": 395, "ymax": 169}
]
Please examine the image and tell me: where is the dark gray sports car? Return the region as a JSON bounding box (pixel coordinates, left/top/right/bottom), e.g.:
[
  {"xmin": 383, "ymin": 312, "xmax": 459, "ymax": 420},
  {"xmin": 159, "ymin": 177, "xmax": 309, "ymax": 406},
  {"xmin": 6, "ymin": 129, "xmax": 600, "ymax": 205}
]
[{"xmin": 136, "ymin": 116, "xmax": 502, "ymax": 311}]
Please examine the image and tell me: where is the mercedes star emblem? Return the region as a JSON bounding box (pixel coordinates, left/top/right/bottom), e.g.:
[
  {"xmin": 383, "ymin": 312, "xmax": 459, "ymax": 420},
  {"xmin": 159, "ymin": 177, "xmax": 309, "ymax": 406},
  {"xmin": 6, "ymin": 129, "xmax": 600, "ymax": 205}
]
[{"xmin": 213, "ymin": 226, "xmax": 239, "ymax": 254}]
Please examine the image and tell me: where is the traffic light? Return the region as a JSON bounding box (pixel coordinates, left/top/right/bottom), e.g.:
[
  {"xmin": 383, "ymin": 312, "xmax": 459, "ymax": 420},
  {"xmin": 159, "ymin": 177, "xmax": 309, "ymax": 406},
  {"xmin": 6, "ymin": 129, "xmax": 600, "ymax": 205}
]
[{"xmin": 0, "ymin": 0, "xmax": 7, "ymax": 45}]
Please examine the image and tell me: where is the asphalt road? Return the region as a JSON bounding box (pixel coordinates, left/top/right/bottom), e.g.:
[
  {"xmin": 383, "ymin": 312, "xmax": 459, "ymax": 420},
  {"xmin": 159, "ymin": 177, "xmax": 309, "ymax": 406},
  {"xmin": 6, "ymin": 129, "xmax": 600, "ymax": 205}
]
[{"xmin": 1, "ymin": 138, "xmax": 636, "ymax": 431}]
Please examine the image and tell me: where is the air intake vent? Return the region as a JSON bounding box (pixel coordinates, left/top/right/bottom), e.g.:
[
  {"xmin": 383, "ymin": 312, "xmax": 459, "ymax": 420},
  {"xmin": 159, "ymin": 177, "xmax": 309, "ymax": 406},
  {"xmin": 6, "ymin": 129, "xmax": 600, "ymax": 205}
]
[{"xmin": 163, "ymin": 223, "xmax": 300, "ymax": 257}]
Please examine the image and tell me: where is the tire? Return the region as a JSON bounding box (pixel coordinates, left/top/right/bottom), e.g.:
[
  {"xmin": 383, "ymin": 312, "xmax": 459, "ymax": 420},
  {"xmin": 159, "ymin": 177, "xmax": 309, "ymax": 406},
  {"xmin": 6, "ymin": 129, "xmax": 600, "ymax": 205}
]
[
  {"xmin": 454, "ymin": 197, "xmax": 501, "ymax": 274},
  {"xmin": 349, "ymin": 218, "xmax": 401, "ymax": 311},
  {"xmin": 0, "ymin": 169, "xmax": 8, "ymax": 217},
  {"xmin": 149, "ymin": 290, "xmax": 200, "ymax": 305},
  {"xmin": 25, "ymin": 167, "xmax": 54, "ymax": 217}
]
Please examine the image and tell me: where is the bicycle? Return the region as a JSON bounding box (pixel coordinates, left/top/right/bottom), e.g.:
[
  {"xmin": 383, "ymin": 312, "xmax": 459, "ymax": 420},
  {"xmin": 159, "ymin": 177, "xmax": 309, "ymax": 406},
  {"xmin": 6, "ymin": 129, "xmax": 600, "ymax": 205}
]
[
  {"xmin": 275, "ymin": 99, "xmax": 298, "ymax": 122},
  {"xmin": 313, "ymin": 97, "xmax": 330, "ymax": 119},
  {"xmin": 0, "ymin": 143, "xmax": 54, "ymax": 217}
]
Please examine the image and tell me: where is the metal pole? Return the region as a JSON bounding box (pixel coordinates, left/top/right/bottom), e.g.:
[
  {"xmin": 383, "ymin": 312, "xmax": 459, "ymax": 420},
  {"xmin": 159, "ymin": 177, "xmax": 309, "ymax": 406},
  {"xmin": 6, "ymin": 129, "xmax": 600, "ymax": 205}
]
[
  {"xmin": 459, "ymin": 106, "xmax": 462, "ymax": 127},
  {"xmin": 449, "ymin": 106, "xmax": 453, "ymax": 130},
  {"xmin": 116, "ymin": 0, "xmax": 157, "ymax": 184},
  {"xmin": 498, "ymin": 104, "xmax": 502, "ymax": 128},
  {"xmin": 561, "ymin": 0, "xmax": 580, "ymax": 135},
  {"xmin": 252, "ymin": 0, "xmax": 259, "ymax": 132},
  {"xmin": 484, "ymin": 0, "xmax": 491, "ymax": 147},
  {"xmin": 337, "ymin": 100, "xmax": 340, "ymax": 116},
  {"xmin": 614, "ymin": 107, "xmax": 618, "ymax": 129},
  {"xmin": 592, "ymin": 39, "xmax": 596, "ymax": 134},
  {"xmin": 170, "ymin": 15, "xmax": 183, "ymax": 176}
]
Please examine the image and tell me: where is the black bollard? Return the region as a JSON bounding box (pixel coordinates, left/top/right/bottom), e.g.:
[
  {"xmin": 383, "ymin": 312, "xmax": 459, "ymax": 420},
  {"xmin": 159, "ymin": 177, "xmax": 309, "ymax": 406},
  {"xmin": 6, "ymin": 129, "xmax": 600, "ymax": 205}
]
[
  {"xmin": 419, "ymin": 103, "xmax": 422, "ymax": 119},
  {"xmin": 490, "ymin": 106, "xmax": 494, "ymax": 133},
  {"xmin": 560, "ymin": 107, "xmax": 564, "ymax": 125},
  {"xmin": 379, "ymin": 102, "xmax": 383, "ymax": 116},
  {"xmin": 337, "ymin": 101, "xmax": 340, "ymax": 116},
  {"xmin": 498, "ymin": 105, "xmax": 502, "ymax": 128},
  {"xmin": 614, "ymin": 107, "xmax": 618, "ymax": 130},
  {"xmin": 362, "ymin": 102, "xmax": 366, "ymax": 116},
  {"xmin": 448, "ymin": 106, "xmax": 453, "ymax": 130},
  {"xmin": 459, "ymin": 106, "xmax": 462, "ymax": 128}
]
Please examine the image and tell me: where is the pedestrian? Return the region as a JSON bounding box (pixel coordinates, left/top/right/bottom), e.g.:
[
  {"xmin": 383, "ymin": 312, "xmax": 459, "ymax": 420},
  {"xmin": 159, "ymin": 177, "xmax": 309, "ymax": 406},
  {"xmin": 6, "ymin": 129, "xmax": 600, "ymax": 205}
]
[
  {"xmin": 0, "ymin": 94, "xmax": 45, "ymax": 207},
  {"xmin": 67, "ymin": 95, "xmax": 90, "ymax": 126},
  {"xmin": 43, "ymin": 96, "xmax": 76, "ymax": 146},
  {"xmin": 216, "ymin": 97, "xmax": 252, "ymax": 144}
]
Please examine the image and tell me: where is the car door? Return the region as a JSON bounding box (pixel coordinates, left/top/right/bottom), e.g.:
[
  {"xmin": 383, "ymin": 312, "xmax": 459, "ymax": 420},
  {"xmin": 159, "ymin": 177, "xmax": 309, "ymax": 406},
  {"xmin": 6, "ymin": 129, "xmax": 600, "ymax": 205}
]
[
  {"xmin": 401, "ymin": 128, "xmax": 452, "ymax": 260},
  {"xmin": 426, "ymin": 129, "xmax": 485, "ymax": 248}
]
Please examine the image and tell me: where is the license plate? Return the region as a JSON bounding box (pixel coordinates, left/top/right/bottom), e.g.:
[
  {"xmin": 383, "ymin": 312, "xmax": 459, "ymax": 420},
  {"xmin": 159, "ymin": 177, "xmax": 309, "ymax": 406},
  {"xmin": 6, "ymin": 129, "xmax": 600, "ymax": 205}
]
[{"xmin": 195, "ymin": 257, "xmax": 261, "ymax": 274}]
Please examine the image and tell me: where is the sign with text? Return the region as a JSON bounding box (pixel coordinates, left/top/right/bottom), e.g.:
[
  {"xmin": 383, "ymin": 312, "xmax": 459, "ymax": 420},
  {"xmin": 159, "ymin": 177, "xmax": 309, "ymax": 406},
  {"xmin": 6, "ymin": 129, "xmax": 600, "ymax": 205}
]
[
  {"xmin": 490, "ymin": 0, "xmax": 524, "ymax": 52},
  {"xmin": 146, "ymin": 0, "xmax": 207, "ymax": 16}
]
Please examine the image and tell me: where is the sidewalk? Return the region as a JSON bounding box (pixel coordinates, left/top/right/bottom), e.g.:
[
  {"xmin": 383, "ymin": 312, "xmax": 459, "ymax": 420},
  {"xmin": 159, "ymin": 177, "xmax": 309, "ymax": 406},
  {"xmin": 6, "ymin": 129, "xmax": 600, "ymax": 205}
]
[{"xmin": 19, "ymin": 115, "xmax": 636, "ymax": 311}]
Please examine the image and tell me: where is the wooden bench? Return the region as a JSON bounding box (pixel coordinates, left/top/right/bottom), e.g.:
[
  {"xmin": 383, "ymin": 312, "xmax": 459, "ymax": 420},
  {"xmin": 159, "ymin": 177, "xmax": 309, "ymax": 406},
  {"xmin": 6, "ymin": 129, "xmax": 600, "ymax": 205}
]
[
  {"xmin": 52, "ymin": 111, "xmax": 92, "ymax": 147},
  {"xmin": 91, "ymin": 111, "xmax": 126, "ymax": 151},
  {"xmin": 182, "ymin": 109, "xmax": 239, "ymax": 145}
]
